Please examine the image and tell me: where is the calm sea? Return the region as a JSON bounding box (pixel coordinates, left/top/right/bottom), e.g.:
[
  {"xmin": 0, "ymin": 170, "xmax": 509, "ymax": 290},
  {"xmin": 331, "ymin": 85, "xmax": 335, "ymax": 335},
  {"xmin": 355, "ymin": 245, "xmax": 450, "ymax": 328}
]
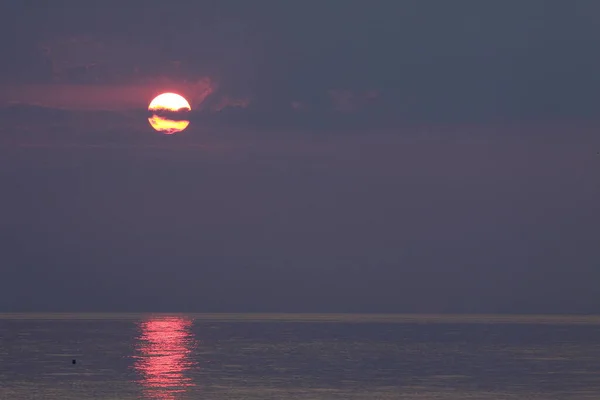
[{"xmin": 1, "ymin": 314, "xmax": 600, "ymax": 399}]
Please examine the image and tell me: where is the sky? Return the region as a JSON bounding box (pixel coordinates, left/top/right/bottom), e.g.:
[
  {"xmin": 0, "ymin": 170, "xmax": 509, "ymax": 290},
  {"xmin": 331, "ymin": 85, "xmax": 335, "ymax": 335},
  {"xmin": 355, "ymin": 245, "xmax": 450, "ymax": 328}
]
[{"xmin": 0, "ymin": 1, "xmax": 599, "ymax": 313}]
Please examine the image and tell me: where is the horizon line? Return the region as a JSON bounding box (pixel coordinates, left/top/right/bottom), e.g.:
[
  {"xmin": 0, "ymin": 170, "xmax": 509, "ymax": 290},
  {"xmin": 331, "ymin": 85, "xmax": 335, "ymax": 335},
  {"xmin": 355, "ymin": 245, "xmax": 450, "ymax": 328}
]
[{"xmin": 1, "ymin": 312, "xmax": 600, "ymax": 324}]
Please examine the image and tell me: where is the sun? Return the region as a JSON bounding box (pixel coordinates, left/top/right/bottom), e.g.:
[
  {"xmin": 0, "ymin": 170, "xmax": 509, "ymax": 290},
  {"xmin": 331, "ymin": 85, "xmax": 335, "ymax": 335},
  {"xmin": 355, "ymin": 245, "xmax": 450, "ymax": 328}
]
[
  {"xmin": 148, "ymin": 93, "xmax": 191, "ymax": 112},
  {"xmin": 148, "ymin": 115, "xmax": 190, "ymax": 135},
  {"xmin": 148, "ymin": 93, "xmax": 191, "ymax": 134}
]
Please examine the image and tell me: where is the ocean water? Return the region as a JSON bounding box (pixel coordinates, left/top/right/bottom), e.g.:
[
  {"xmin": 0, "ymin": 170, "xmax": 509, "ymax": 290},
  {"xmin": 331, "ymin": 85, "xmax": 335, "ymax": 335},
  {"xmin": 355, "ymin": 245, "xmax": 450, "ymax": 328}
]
[{"xmin": 1, "ymin": 314, "xmax": 600, "ymax": 399}]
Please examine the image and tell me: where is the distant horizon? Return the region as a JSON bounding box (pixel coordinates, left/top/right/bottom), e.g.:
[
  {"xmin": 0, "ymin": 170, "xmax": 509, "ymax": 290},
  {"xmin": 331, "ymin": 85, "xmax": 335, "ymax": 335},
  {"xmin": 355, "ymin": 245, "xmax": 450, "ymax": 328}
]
[{"xmin": 2, "ymin": 312, "xmax": 600, "ymax": 325}]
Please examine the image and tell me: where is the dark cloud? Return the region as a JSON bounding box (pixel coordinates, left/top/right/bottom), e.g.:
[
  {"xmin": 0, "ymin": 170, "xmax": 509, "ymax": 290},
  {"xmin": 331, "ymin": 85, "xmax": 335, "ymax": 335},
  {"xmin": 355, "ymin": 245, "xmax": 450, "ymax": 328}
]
[{"xmin": 2, "ymin": 1, "xmax": 600, "ymax": 122}]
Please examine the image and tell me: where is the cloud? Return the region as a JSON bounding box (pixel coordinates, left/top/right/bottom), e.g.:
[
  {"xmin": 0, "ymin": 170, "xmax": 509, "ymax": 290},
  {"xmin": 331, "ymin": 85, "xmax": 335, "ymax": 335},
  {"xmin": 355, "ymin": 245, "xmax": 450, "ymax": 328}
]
[
  {"xmin": 209, "ymin": 96, "xmax": 251, "ymax": 112},
  {"xmin": 328, "ymin": 89, "xmax": 380, "ymax": 113},
  {"xmin": 38, "ymin": 34, "xmax": 189, "ymax": 84},
  {"xmin": 0, "ymin": 78, "xmax": 216, "ymax": 111}
]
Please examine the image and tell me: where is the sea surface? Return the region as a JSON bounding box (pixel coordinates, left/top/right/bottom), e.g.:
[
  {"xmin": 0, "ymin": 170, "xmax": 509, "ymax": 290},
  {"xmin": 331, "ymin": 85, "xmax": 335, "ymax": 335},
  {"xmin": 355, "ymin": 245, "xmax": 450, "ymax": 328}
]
[{"xmin": 1, "ymin": 314, "xmax": 600, "ymax": 399}]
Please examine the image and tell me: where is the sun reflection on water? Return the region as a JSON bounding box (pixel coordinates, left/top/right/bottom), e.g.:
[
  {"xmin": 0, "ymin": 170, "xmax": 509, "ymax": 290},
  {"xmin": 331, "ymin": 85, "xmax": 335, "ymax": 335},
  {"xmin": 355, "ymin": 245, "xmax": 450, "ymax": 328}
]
[{"xmin": 134, "ymin": 316, "xmax": 197, "ymax": 400}]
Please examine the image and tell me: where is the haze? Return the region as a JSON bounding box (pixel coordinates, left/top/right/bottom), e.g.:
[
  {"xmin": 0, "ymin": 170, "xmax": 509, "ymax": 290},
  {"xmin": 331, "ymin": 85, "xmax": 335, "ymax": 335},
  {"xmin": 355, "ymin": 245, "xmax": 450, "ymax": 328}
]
[{"xmin": 0, "ymin": 1, "xmax": 599, "ymax": 313}]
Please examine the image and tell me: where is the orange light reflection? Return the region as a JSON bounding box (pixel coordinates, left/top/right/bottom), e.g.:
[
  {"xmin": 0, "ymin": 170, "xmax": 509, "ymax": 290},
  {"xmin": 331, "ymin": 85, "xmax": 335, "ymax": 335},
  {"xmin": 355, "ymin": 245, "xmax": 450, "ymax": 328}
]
[{"xmin": 134, "ymin": 316, "xmax": 197, "ymax": 400}]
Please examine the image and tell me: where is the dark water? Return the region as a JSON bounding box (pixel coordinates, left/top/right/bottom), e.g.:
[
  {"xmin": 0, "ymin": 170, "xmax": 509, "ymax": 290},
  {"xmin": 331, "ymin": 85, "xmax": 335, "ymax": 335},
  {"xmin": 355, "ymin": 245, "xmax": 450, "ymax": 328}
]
[{"xmin": 1, "ymin": 314, "xmax": 600, "ymax": 399}]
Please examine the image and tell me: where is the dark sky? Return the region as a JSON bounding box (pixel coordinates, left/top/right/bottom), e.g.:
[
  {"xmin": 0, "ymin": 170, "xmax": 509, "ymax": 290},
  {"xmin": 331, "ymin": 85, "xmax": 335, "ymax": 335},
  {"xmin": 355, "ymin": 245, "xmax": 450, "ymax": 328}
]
[{"xmin": 0, "ymin": 1, "xmax": 599, "ymax": 313}]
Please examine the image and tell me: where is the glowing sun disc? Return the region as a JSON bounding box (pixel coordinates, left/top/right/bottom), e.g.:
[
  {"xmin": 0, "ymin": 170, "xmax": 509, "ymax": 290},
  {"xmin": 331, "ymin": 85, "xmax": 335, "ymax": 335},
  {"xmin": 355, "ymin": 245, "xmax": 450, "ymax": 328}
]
[
  {"xmin": 148, "ymin": 92, "xmax": 191, "ymax": 134},
  {"xmin": 148, "ymin": 115, "xmax": 190, "ymax": 135},
  {"xmin": 148, "ymin": 93, "xmax": 191, "ymax": 112}
]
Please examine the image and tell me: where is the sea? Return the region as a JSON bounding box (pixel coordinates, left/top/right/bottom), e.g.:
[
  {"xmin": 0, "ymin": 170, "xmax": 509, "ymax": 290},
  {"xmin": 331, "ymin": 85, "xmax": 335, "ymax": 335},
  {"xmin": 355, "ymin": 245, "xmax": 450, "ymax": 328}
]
[{"xmin": 1, "ymin": 314, "xmax": 600, "ymax": 399}]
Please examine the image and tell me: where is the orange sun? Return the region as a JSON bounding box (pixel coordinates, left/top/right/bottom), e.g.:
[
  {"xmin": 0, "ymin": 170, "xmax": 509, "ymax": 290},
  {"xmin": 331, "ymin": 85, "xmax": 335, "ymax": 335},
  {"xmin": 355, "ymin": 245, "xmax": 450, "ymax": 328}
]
[{"xmin": 148, "ymin": 93, "xmax": 191, "ymax": 134}]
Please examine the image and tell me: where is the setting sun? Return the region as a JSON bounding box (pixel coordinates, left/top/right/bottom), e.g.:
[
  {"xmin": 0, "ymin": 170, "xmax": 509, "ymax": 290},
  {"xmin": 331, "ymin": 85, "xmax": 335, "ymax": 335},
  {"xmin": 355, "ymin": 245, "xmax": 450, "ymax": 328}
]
[
  {"xmin": 147, "ymin": 115, "xmax": 190, "ymax": 135},
  {"xmin": 148, "ymin": 93, "xmax": 191, "ymax": 112},
  {"xmin": 148, "ymin": 93, "xmax": 191, "ymax": 134}
]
